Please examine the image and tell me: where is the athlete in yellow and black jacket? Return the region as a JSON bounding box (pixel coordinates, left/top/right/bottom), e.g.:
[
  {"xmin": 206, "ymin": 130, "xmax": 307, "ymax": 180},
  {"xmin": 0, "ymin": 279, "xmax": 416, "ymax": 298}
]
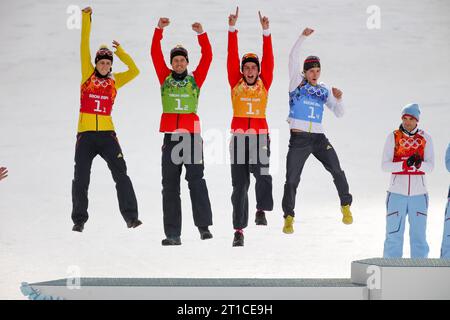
[{"xmin": 71, "ymin": 7, "xmax": 141, "ymax": 232}]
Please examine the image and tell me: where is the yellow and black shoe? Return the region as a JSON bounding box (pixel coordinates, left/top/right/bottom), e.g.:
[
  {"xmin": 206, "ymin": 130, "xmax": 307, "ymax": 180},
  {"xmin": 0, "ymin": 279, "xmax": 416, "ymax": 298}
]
[
  {"xmin": 283, "ymin": 215, "xmax": 294, "ymax": 234},
  {"xmin": 341, "ymin": 205, "xmax": 353, "ymax": 225}
]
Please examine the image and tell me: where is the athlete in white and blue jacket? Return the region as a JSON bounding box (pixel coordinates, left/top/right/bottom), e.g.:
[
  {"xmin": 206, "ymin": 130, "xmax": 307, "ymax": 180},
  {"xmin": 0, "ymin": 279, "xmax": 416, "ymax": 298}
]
[
  {"xmin": 281, "ymin": 27, "xmax": 353, "ymax": 235},
  {"xmin": 381, "ymin": 103, "xmax": 434, "ymax": 258},
  {"xmin": 440, "ymin": 143, "xmax": 450, "ymax": 258}
]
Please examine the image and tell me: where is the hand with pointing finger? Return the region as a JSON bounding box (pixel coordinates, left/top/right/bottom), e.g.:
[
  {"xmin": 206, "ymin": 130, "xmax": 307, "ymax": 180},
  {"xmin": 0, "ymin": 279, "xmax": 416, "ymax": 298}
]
[
  {"xmin": 259, "ymin": 11, "xmax": 269, "ymax": 30},
  {"xmin": 228, "ymin": 6, "xmax": 239, "ymax": 27}
]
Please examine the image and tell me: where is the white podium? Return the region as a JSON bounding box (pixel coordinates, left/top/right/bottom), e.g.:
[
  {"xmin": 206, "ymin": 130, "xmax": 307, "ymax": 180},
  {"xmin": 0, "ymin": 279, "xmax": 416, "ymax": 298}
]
[{"xmin": 21, "ymin": 258, "xmax": 450, "ymax": 300}]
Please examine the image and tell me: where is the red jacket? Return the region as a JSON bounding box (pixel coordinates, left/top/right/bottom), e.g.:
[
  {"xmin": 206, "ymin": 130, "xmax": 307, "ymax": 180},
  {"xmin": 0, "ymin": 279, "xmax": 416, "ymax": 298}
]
[
  {"xmin": 227, "ymin": 30, "xmax": 274, "ymax": 134},
  {"xmin": 151, "ymin": 27, "xmax": 212, "ymax": 133}
]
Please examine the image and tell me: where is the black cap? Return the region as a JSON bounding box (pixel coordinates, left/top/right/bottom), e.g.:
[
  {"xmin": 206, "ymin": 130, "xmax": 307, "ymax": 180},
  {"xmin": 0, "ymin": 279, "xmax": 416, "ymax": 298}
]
[
  {"xmin": 303, "ymin": 55, "xmax": 320, "ymax": 71},
  {"xmin": 95, "ymin": 46, "xmax": 113, "ymax": 64},
  {"xmin": 170, "ymin": 45, "xmax": 189, "ymax": 63},
  {"xmin": 241, "ymin": 53, "xmax": 260, "ymax": 71}
]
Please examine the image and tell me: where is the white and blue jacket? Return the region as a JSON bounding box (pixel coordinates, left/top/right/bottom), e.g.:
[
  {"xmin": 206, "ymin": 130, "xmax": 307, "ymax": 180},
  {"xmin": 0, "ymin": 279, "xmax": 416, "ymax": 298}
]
[{"xmin": 287, "ymin": 35, "xmax": 344, "ymax": 133}]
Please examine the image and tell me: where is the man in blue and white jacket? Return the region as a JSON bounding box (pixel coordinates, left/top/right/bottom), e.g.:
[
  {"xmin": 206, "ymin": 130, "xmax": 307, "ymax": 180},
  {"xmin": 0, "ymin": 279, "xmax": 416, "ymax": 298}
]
[
  {"xmin": 281, "ymin": 27, "xmax": 353, "ymax": 234},
  {"xmin": 381, "ymin": 103, "xmax": 434, "ymax": 258},
  {"xmin": 441, "ymin": 143, "xmax": 450, "ymax": 258}
]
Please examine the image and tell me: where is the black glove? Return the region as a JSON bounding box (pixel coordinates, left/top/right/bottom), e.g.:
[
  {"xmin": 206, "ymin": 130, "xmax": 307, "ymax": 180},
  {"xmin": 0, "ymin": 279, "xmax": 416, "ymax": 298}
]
[
  {"xmin": 414, "ymin": 156, "xmax": 423, "ymax": 169},
  {"xmin": 406, "ymin": 153, "xmax": 423, "ymax": 169},
  {"xmin": 406, "ymin": 154, "xmax": 417, "ymax": 167}
]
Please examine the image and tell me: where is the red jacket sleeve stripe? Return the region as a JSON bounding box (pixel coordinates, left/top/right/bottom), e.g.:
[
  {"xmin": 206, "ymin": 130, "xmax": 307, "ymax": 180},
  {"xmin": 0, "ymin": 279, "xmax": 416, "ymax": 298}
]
[
  {"xmin": 150, "ymin": 28, "xmax": 171, "ymax": 85},
  {"xmin": 227, "ymin": 30, "xmax": 242, "ymax": 88},
  {"xmin": 192, "ymin": 32, "xmax": 213, "ymax": 89},
  {"xmin": 260, "ymin": 34, "xmax": 274, "ymax": 90}
]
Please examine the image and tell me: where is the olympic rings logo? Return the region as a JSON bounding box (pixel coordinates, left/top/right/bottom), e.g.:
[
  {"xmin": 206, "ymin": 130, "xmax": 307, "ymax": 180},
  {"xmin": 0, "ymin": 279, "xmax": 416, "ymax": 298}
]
[
  {"xmin": 303, "ymin": 84, "xmax": 327, "ymax": 97},
  {"xmin": 399, "ymin": 137, "xmax": 423, "ymax": 149},
  {"xmin": 169, "ymin": 78, "xmax": 189, "ymax": 87},
  {"xmin": 93, "ymin": 78, "xmax": 112, "ymax": 88}
]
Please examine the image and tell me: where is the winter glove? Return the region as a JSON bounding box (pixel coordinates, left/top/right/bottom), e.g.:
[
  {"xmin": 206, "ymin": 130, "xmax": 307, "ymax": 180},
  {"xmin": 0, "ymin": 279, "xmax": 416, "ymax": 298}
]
[
  {"xmin": 414, "ymin": 156, "xmax": 423, "ymax": 169},
  {"xmin": 403, "ymin": 160, "xmax": 413, "ymax": 171},
  {"xmin": 406, "ymin": 153, "xmax": 423, "ymax": 170},
  {"xmin": 406, "ymin": 154, "xmax": 417, "ymax": 167}
]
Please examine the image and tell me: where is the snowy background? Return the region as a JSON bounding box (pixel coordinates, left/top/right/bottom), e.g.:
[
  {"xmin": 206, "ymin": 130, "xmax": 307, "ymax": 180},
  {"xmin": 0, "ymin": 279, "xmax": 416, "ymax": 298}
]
[{"xmin": 0, "ymin": 0, "xmax": 449, "ymax": 299}]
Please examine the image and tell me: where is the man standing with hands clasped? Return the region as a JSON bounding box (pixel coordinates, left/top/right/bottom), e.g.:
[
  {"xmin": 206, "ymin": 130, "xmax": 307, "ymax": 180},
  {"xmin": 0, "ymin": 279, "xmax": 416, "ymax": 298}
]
[
  {"xmin": 381, "ymin": 103, "xmax": 434, "ymax": 258},
  {"xmin": 440, "ymin": 143, "xmax": 450, "ymax": 258}
]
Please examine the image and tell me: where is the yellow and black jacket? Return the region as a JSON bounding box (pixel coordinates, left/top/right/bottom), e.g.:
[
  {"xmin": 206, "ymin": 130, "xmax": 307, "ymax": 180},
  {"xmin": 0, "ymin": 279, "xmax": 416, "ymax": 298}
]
[{"xmin": 78, "ymin": 11, "xmax": 139, "ymax": 133}]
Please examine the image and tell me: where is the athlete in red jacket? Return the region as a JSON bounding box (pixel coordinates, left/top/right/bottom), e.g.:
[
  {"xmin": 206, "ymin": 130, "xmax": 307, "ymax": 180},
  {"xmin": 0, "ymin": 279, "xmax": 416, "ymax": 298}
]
[
  {"xmin": 150, "ymin": 18, "xmax": 213, "ymax": 245},
  {"xmin": 151, "ymin": 18, "xmax": 212, "ymax": 133},
  {"xmin": 227, "ymin": 7, "xmax": 274, "ymax": 247}
]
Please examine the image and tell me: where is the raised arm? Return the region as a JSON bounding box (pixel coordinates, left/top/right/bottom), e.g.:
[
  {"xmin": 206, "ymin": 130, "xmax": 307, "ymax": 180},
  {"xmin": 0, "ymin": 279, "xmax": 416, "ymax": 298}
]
[
  {"xmin": 80, "ymin": 7, "xmax": 94, "ymax": 84},
  {"xmin": 112, "ymin": 41, "xmax": 140, "ymax": 89},
  {"xmin": 227, "ymin": 6, "xmax": 241, "ymax": 88},
  {"xmin": 150, "ymin": 18, "xmax": 171, "ymax": 85},
  {"xmin": 258, "ymin": 11, "xmax": 274, "ymax": 90},
  {"xmin": 289, "ymin": 28, "xmax": 313, "ymax": 92},
  {"xmin": 192, "ymin": 22, "xmax": 213, "ymax": 89}
]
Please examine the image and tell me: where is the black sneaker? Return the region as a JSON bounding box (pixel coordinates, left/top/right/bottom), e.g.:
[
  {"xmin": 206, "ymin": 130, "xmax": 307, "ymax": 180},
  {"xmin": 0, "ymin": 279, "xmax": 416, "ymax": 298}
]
[
  {"xmin": 161, "ymin": 237, "xmax": 181, "ymax": 246},
  {"xmin": 198, "ymin": 227, "xmax": 213, "ymax": 240},
  {"xmin": 127, "ymin": 219, "xmax": 143, "ymax": 229},
  {"xmin": 232, "ymin": 231, "xmax": 244, "ymax": 247},
  {"xmin": 255, "ymin": 210, "xmax": 267, "ymax": 226},
  {"xmin": 72, "ymin": 223, "xmax": 84, "ymax": 232}
]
